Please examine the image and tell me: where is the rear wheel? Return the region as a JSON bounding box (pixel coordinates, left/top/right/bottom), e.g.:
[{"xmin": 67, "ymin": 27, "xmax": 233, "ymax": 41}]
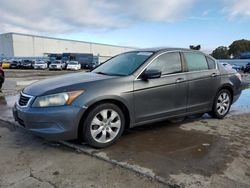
[
  {"xmin": 82, "ymin": 103, "xmax": 125, "ymax": 148},
  {"xmin": 209, "ymin": 89, "xmax": 231, "ymax": 119}
]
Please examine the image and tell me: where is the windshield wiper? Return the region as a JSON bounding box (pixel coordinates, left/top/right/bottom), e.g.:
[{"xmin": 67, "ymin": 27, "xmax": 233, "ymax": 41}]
[
  {"xmin": 108, "ymin": 73, "xmax": 126, "ymax": 76},
  {"xmin": 95, "ymin": 71, "xmax": 109, "ymax": 75},
  {"xmin": 95, "ymin": 72, "xmax": 126, "ymax": 76}
]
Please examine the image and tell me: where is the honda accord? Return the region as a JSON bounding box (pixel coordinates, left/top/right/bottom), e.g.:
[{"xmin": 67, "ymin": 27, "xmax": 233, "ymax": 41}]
[{"xmin": 13, "ymin": 48, "xmax": 242, "ymax": 148}]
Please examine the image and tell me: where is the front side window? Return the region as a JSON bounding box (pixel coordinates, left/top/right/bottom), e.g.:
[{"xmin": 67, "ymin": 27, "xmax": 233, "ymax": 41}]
[
  {"xmin": 184, "ymin": 52, "xmax": 208, "ymax": 71},
  {"xmin": 146, "ymin": 52, "xmax": 182, "ymax": 75}
]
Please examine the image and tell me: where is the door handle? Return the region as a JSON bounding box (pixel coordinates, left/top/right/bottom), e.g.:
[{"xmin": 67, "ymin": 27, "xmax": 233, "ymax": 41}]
[
  {"xmin": 211, "ymin": 73, "xmax": 218, "ymax": 77},
  {"xmin": 176, "ymin": 78, "xmax": 185, "ymax": 83}
]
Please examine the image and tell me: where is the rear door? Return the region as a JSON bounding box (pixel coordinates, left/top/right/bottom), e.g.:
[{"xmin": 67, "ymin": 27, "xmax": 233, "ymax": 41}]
[
  {"xmin": 133, "ymin": 52, "xmax": 188, "ymax": 123},
  {"xmin": 183, "ymin": 52, "xmax": 220, "ymax": 113}
]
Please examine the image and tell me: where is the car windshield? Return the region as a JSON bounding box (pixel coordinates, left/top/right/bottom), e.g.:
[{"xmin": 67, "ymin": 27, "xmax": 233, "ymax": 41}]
[
  {"xmin": 62, "ymin": 56, "xmax": 69, "ymax": 61},
  {"xmin": 69, "ymin": 62, "xmax": 78, "ymax": 65},
  {"xmin": 53, "ymin": 61, "xmax": 61, "ymax": 64},
  {"xmin": 92, "ymin": 51, "xmax": 153, "ymax": 76},
  {"xmin": 49, "ymin": 57, "xmax": 56, "ymax": 61}
]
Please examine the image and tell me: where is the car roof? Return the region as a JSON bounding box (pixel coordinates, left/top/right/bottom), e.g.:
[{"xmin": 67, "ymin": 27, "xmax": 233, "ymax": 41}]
[{"xmin": 131, "ymin": 47, "xmax": 197, "ymax": 53}]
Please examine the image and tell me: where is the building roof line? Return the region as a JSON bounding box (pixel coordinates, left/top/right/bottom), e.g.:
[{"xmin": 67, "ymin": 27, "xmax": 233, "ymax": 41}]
[{"xmin": 1, "ymin": 32, "xmax": 137, "ymax": 49}]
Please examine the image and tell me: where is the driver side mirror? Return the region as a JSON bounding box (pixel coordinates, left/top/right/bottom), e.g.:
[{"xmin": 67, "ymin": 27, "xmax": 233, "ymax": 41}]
[{"xmin": 141, "ymin": 69, "xmax": 162, "ymax": 80}]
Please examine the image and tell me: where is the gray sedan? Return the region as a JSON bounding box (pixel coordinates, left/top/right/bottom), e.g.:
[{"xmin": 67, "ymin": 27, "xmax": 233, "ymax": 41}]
[{"xmin": 13, "ymin": 48, "xmax": 242, "ymax": 148}]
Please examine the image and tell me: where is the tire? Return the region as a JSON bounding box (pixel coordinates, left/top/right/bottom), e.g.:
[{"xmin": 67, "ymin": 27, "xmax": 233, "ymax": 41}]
[
  {"xmin": 209, "ymin": 89, "xmax": 232, "ymax": 119},
  {"xmin": 82, "ymin": 103, "xmax": 125, "ymax": 148}
]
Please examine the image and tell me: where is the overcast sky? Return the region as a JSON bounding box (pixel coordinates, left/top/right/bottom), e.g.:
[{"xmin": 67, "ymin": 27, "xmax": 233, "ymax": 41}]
[{"xmin": 0, "ymin": 0, "xmax": 249, "ymax": 52}]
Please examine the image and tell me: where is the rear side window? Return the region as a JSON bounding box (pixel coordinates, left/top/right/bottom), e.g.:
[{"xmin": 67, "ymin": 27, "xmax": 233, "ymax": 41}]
[
  {"xmin": 184, "ymin": 53, "xmax": 208, "ymax": 71},
  {"xmin": 147, "ymin": 52, "xmax": 182, "ymax": 75},
  {"xmin": 206, "ymin": 57, "xmax": 216, "ymax": 69}
]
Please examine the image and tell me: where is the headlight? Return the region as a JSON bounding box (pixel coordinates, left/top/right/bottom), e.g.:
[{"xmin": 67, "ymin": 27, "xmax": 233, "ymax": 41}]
[{"xmin": 32, "ymin": 90, "xmax": 84, "ymax": 107}]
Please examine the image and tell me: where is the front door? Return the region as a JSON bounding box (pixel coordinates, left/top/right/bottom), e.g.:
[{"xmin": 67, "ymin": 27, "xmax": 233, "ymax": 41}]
[{"xmin": 133, "ymin": 52, "xmax": 188, "ymax": 123}]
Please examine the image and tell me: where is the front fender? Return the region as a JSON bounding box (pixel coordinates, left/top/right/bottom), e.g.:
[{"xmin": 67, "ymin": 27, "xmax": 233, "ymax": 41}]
[{"xmin": 85, "ymin": 94, "xmax": 135, "ymax": 124}]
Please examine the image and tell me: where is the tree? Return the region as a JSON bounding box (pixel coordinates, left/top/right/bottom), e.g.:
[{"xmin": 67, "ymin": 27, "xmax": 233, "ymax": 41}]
[
  {"xmin": 228, "ymin": 39, "xmax": 250, "ymax": 58},
  {"xmin": 211, "ymin": 46, "xmax": 229, "ymax": 59},
  {"xmin": 189, "ymin": 45, "xmax": 201, "ymax": 50}
]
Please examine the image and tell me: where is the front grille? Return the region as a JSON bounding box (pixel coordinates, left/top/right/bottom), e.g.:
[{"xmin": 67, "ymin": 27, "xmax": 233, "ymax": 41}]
[{"xmin": 18, "ymin": 94, "xmax": 31, "ymax": 107}]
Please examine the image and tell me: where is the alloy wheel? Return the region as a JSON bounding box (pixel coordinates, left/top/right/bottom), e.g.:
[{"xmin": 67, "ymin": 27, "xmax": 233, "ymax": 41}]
[
  {"xmin": 90, "ymin": 109, "xmax": 121, "ymax": 143},
  {"xmin": 216, "ymin": 92, "xmax": 230, "ymax": 116}
]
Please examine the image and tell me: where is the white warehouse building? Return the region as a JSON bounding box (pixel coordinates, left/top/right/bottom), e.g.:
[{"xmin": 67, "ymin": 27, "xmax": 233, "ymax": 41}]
[{"xmin": 0, "ymin": 33, "xmax": 136, "ymax": 62}]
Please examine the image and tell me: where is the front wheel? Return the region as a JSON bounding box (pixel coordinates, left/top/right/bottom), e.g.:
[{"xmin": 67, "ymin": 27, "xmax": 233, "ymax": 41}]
[
  {"xmin": 209, "ymin": 89, "xmax": 232, "ymax": 119},
  {"xmin": 82, "ymin": 103, "xmax": 125, "ymax": 148}
]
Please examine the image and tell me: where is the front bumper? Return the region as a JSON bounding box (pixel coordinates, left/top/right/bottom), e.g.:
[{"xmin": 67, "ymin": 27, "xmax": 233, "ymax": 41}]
[
  {"xmin": 67, "ymin": 67, "xmax": 78, "ymax": 70},
  {"xmin": 49, "ymin": 67, "xmax": 61, "ymax": 70},
  {"xmin": 34, "ymin": 66, "xmax": 46, "ymax": 69},
  {"xmin": 13, "ymin": 103, "xmax": 86, "ymax": 141},
  {"xmin": 20, "ymin": 65, "xmax": 33, "ymax": 69}
]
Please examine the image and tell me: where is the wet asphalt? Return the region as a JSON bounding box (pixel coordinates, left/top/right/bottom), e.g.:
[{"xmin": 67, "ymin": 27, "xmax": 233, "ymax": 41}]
[{"xmin": 102, "ymin": 121, "xmax": 232, "ymax": 178}]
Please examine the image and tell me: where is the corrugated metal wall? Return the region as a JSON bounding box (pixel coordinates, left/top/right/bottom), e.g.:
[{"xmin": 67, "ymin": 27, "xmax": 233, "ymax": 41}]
[
  {"xmin": 5, "ymin": 33, "xmax": 136, "ymax": 58},
  {"xmin": 0, "ymin": 33, "xmax": 14, "ymax": 57}
]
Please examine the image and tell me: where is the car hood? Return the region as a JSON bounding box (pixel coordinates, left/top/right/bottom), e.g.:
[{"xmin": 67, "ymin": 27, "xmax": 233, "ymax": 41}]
[{"xmin": 23, "ymin": 72, "xmax": 115, "ymax": 96}]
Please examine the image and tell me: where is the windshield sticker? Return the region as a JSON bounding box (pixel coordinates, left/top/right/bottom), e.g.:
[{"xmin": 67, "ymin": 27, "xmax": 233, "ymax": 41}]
[{"xmin": 137, "ymin": 52, "xmax": 153, "ymax": 56}]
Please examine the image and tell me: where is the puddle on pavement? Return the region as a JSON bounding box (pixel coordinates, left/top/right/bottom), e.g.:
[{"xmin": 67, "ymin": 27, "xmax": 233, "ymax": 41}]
[
  {"xmin": 0, "ymin": 96, "xmax": 7, "ymax": 106},
  {"xmin": 0, "ymin": 95, "xmax": 18, "ymax": 107},
  {"xmin": 102, "ymin": 122, "xmax": 233, "ymax": 177},
  {"xmin": 231, "ymin": 88, "xmax": 250, "ymax": 114}
]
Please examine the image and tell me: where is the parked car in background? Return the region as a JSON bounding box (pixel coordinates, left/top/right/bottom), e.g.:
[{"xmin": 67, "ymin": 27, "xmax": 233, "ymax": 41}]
[
  {"xmin": 20, "ymin": 60, "xmax": 34, "ymax": 69},
  {"xmin": 232, "ymin": 64, "xmax": 241, "ymax": 71},
  {"xmin": 221, "ymin": 62, "xmax": 233, "ymax": 69},
  {"xmin": 2, "ymin": 61, "xmax": 11, "ymax": 69},
  {"xmin": 13, "ymin": 48, "xmax": 242, "ymax": 148},
  {"xmin": 10, "ymin": 60, "xmax": 21, "ymax": 69},
  {"xmin": 0, "ymin": 64, "xmax": 4, "ymax": 90},
  {"xmin": 66, "ymin": 61, "xmax": 81, "ymax": 70},
  {"xmin": 243, "ymin": 62, "xmax": 250, "ymax": 73},
  {"xmin": 85, "ymin": 62, "xmax": 100, "ymax": 70},
  {"xmin": 34, "ymin": 60, "xmax": 48, "ymax": 70},
  {"xmin": 49, "ymin": 61, "xmax": 66, "ymax": 70},
  {"xmin": 62, "ymin": 53, "xmax": 94, "ymax": 69}
]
